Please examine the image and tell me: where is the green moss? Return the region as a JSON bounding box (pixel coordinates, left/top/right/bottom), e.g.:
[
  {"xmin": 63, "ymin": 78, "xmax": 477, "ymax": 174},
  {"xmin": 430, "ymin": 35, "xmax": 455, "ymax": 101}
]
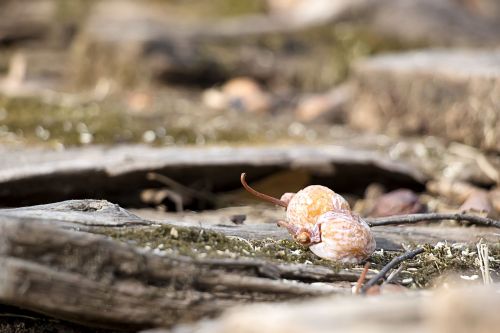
[
  {"xmin": 0, "ymin": 96, "xmax": 302, "ymax": 147},
  {"xmin": 98, "ymin": 225, "xmax": 253, "ymax": 259},
  {"xmin": 96, "ymin": 225, "xmax": 340, "ymax": 270},
  {"xmin": 0, "ymin": 96, "xmax": 140, "ymax": 146},
  {"xmin": 369, "ymin": 243, "xmax": 500, "ymax": 288},
  {"xmin": 95, "ymin": 225, "xmax": 500, "ymax": 289},
  {"xmin": 197, "ymin": 24, "xmax": 425, "ymax": 92},
  {"xmin": 153, "ymin": 0, "xmax": 267, "ymax": 18}
]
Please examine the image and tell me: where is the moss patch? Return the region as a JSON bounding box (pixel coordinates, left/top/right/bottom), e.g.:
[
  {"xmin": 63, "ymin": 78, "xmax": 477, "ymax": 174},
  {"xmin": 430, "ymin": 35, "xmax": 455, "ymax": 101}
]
[
  {"xmin": 0, "ymin": 95, "xmax": 312, "ymax": 147},
  {"xmin": 97, "ymin": 224, "xmax": 500, "ymax": 287},
  {"xmin": 192, "ymin": 24, "xmax": 424, "ymax": 92},
  {"xmin": 370, "ymin": 243, "xmax": 500, "ymax": 288},
  {"xmin": 97, "ymin": 224, "xmax": 342, "ymax": 271}
]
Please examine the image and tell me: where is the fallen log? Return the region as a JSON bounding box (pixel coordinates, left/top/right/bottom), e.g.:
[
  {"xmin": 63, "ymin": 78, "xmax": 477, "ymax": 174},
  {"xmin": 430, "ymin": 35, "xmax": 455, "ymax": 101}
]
[
  {"xmin": 0, "ymin": 216, "xmax": 353, "ymax": 330},
  {"xmin": 0, "ymin": 144, "xmax": 426, "ymax": 207},
  {"xmin": 0, "ymin": 200, "xmax": 498, "ymax": 329},
  {"xmin": 2, "ymin": 200, "xmax": 498, "ymax": 250}
]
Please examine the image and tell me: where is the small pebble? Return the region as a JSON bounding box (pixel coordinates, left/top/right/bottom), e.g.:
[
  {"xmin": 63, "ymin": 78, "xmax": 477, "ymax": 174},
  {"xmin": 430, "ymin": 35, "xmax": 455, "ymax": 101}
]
[{"xmin": 230, "ymin": 214, "xmax": 246, "ymax": 225}]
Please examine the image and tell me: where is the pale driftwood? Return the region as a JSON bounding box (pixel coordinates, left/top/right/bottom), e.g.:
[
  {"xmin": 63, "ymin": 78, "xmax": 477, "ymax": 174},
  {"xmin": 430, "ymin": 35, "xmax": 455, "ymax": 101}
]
[
  {"xmin": 0, "ymin": 216, "xmax": 357, "ymax": 329},
  {"xmin": 351, "ymin": 49, "xmax": 500, "ymax": 152},
  {"xmin": 0, "ymin": 144, "xmax": 425, "ymax": 206},
  {"xmin": 146, "ymin": 284, "xmax": 500, "ymax": 333}
]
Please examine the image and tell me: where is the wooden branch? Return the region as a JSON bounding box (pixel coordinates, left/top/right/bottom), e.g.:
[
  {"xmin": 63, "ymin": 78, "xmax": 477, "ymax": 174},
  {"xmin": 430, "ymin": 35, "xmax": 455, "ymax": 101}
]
[
  {"xmin": 361, "ymin": 248, "xmax": 425, "ymax": 293},
  {"xmin": 367, "ymin": 213, "xmax": 500, "ymax": 228}
]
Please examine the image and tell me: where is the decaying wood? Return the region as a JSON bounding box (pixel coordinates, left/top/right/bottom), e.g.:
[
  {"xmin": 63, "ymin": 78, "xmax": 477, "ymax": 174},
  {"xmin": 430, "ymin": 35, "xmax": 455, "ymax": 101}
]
[
  {"xmin": 0, "ymin": 144, "xmax": 426, "ymax": 206},
  {"xmin": 2, "ymin": 200, "xmax": 499, "ymax": 251},
  {"xmin": 351, "ymin": 49, "xmax": 500, "ymax": 152},
  {"xmin": 0, "ymin": 199, "xmax": 149, "ymax": 227},
  {"xmin": 0, "ymin": 200, "xmax": 498, "ymax": 329},
  {"xmin": 0, "ymin": 200, "xmax": 495, "ymax": 251},
  {"xmin": 145, "ymin": 284, "xmax": 500, "ymax": 333},
  {"xmin": 135, "ymin": 205, "xmax": 500, "ymax": 250},
  {"xmin": 0, "ymin": 216, "xmax": 358, "ymax": 329}
]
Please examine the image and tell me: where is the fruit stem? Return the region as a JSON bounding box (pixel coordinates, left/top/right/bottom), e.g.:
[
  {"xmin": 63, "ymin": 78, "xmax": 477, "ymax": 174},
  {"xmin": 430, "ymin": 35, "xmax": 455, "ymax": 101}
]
[{"xmin": 240, "ymin": 173, "xmax": 288, "ymax": 208}]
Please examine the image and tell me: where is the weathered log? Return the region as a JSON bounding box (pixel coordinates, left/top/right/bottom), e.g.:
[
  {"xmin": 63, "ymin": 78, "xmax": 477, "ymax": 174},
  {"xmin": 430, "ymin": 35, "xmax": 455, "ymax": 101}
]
[
  {"xmin": 0, "ymin": 216, "xmax": 356, "ymax": 329},
  {"xmin": 0, "ymin": 200, "xmax": 498, "ymax": 329},
  {"xmin": 0, "ymin": 145, "xmax": 426, "ymax": 207},
  {"xmin": 350, "ymin": 49, "xmax": 500, "ymax": 152},
  {"xmin": 2, "ymin": 200, "xmax": 498, "ymax": 250},
  {"xmin": 134, "ymin": 205, "xmax": 500, "ymax": 250}
]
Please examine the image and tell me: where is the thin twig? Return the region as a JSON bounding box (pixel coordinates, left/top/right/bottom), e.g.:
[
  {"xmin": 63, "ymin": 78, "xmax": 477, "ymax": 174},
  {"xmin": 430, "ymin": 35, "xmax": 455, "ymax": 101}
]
[
  {"xmin": 361, "ymin": 248, "xmax": 425, "ymax": 294},
  {"xmin": 384, "ymin": 265, "xmax": 404, "ymax": 284},
  {"xmin": 366, "ymin": 213, "xmax": 500, "ymax": 228},
  {"xmin": 147, "ymin": 172, "xmax": 217, "ymax": 204}
]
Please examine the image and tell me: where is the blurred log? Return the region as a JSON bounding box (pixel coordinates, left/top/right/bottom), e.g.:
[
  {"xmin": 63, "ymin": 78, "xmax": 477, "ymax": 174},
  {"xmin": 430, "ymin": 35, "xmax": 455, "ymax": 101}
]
[
  {"xmin": 0, "ymin": 144, "xmax": 426, "ymax": 207},
  {"xmin": 0, "ymin": 0, "xmax": 56, "ymax": 46},
  {"xmin": 209, "ymin": 0, "xmax": 500, "ymax": 46},
  {"xmin": 71, "ymin": 0, "xmax": 500, "ymax": 88},
  {"xmin": 146, "ymin": 284, "xmax": 500, "ymax": 333},
  {"xmin": 350, "ymin": 49, "xmax": 500, "ymax": 152}
]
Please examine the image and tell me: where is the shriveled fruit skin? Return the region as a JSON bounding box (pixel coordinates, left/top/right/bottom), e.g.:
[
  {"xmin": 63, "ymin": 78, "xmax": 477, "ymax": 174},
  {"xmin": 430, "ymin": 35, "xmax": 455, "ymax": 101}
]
[
  {"xmin": 310, "ymin": 211, "xmax": 376, "ymax": 264},
  {"xmin": 285, "ymin": 185, "xmax": 350, "ymax": 228}
]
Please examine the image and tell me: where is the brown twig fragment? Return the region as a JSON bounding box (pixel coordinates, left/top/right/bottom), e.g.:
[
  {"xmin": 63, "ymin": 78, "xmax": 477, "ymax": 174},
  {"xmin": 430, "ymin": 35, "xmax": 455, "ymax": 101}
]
[
  {"xmin": 354, "ymin": 262, "xmax": 371, "ymax": 294},
  {"xmin": 361, "ymin": 248, "xmax": 425, "ymax": 294},
  {"xmin": 366, "ymin": 213, "xmax": 500, "ymax": 229},
  {"xmin": 147, "ymin": 172, "xmax": 217, "ymax": 204},
  {"xmin": 240, "ymin": 173, "xmax": 288, "ymax": 208}
]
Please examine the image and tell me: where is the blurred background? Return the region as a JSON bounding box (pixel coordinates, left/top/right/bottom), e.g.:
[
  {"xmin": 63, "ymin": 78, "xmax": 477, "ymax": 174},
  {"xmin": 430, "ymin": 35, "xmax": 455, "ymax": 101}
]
[{"xmin": 0, "ymin": 0, "xmax": 499, "ymax": 215}]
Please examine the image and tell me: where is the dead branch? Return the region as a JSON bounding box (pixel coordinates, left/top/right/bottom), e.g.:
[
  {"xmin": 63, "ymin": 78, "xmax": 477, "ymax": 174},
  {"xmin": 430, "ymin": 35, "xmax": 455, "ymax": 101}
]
[
  {"xmin": 147, "ymin": 172, "xmax": 218, "ymax": 205},
  {"xmin": 366, "ymin": 213, "xmax": 500, "ymax": 228},
  {"xmin": 361, "ymin": 248, "xmax": 425, "ymax": 293}
]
